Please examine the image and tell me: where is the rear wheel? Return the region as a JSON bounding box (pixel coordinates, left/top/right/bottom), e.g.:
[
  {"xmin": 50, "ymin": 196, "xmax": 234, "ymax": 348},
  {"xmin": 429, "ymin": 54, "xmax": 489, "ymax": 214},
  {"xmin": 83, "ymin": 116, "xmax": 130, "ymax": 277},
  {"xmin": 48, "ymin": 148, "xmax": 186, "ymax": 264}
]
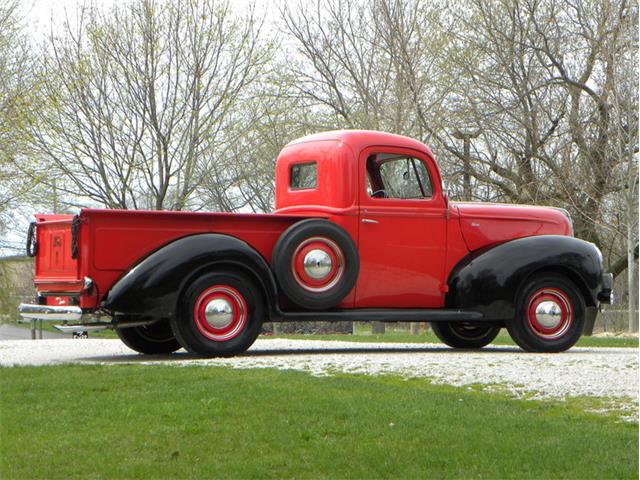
[
  {"xmin": 431, "ymin": 322, "xmax": 500, "ymax": 349},
  {"xmin": 507, "ymin": 273, "xmax": 585, "ymax": 352},
  {"xmin": 116, "ymin": 319, "xmax": 181, "ymax": 354},
  {"xmin": 171, "ymin": 271, "xmax": 264, "ymax": 357}
]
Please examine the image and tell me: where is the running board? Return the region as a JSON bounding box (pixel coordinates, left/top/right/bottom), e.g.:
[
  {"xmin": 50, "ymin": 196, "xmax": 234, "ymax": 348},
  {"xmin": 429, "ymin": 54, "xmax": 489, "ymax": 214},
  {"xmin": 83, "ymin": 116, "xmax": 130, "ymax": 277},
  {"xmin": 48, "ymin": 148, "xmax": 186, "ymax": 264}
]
[{"xmin": 275, "ymin": 308, "xmax": 485, "ymax": 323}]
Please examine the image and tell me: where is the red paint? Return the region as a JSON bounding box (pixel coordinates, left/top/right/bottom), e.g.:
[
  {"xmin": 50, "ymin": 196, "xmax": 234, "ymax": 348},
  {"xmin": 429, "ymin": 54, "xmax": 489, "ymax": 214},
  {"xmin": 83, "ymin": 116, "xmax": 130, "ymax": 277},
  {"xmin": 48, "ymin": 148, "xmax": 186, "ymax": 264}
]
[
  {"xmin": 31, "ymin": 130, "xmax": 573, "ymax": 312},
  {"xmin": 45, "ymin": 296, "xmax": 72, "ymax": 306},
  {"xmin": 455, "ymin": 202, "xmax": 572, "ymax": 251},
  {"xmin": 355, "ymin": 145, "xmax": 447, "ymax": 308},
  {"xmin": 33, "ymin": 215, "xmax": 80, "ymax": 293}
]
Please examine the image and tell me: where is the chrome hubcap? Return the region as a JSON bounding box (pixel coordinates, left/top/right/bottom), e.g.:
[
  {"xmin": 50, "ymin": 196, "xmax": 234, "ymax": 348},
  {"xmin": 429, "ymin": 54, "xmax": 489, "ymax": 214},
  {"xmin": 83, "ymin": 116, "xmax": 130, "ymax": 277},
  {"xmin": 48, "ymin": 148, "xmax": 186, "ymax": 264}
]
[
  {"xmin": 534, "ymin": 300, "xmax": 563, "ymax": 329},
  {"xmin": 204, "ymin": 298, "xmax": 234, "ymax": 329},
  {"xmin": 303, "ymin": 249, "xmax": 333, "ymax": 280}
]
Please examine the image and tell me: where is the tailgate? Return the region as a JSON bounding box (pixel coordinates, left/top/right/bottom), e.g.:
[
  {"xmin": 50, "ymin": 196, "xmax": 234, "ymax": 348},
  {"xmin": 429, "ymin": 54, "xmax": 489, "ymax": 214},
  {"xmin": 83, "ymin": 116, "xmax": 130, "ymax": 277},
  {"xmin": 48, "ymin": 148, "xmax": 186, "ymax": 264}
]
[{"xmin": 31, "ymin": 214, "xmax": 82, "ymax": 294}]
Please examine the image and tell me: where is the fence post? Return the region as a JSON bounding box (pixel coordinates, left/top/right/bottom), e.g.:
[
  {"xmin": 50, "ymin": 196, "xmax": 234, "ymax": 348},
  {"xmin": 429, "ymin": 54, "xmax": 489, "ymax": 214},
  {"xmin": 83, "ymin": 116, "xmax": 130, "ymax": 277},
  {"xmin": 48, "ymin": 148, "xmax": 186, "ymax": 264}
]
[{"xmin": 371, "ymin": 321, "xmax": 385, "ymax": 334}]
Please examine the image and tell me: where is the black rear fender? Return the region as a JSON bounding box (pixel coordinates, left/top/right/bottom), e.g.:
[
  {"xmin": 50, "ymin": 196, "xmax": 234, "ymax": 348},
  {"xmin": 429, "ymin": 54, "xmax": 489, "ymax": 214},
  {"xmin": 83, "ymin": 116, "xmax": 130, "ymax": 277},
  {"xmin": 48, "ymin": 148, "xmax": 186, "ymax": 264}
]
[
  {"xmin": 446, "ymin": 235, "xmax": 603, "ymax": 321},
  {"xmin": 101, "ymin": 234, "xmax": 277, "ymax": 319}
]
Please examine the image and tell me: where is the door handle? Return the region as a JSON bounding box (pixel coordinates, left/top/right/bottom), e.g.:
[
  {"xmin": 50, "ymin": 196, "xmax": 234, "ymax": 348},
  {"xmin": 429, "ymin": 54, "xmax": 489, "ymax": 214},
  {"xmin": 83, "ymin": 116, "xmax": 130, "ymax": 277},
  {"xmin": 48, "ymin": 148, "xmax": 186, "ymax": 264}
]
[{"xmin": 361, "ymin": 218, "xmax": 379, "ymax": 224}]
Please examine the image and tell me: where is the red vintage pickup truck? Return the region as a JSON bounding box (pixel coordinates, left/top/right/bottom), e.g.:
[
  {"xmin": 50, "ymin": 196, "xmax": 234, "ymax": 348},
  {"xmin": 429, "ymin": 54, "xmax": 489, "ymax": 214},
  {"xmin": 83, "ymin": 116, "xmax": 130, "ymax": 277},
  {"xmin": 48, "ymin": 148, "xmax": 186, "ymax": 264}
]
[{"xmin": 19, "ymin": 130, "xmax": 612, "ymax": 354}]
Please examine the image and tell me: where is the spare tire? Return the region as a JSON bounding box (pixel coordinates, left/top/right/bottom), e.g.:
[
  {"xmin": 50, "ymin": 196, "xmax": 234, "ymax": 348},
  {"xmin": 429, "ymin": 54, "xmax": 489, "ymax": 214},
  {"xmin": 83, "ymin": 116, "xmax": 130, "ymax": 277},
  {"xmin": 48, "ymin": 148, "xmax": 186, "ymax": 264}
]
[{"xmin": 272, "ymin": 219, "xmax": 359, "ymax": 310}]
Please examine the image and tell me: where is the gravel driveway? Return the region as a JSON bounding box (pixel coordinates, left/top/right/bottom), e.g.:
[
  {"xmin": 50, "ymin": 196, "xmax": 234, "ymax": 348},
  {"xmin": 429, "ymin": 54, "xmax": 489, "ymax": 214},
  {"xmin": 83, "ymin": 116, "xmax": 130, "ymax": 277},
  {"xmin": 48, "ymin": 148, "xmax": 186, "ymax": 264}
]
[{"xmin": 1, "ymin": 338, "xmax": 637, "ymax": 419}]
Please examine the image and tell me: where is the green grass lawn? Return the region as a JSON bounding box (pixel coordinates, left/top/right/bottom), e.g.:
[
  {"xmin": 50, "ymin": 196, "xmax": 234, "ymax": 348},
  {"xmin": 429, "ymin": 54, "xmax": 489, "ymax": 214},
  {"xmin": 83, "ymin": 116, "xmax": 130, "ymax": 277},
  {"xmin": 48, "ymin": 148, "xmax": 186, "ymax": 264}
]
[
  {"xmin": 273, "ymin": 327, "xmax": 639, "ymax": 348},
  {"xmin": 1, "ymin": 365, "xmax": 637, "ymax": 479}
]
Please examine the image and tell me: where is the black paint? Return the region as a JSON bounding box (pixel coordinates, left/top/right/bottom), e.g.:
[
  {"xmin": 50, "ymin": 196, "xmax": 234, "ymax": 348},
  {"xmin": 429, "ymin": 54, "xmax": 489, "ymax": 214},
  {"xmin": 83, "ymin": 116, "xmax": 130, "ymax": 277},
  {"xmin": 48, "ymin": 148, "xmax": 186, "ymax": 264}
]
[
  {"xmin": 101, "ymin": 233, "xmax": 278, "ymax": 319},
  {"xmin": 447, "ymin": 235, "xmax": 607, "ymax": 321}
]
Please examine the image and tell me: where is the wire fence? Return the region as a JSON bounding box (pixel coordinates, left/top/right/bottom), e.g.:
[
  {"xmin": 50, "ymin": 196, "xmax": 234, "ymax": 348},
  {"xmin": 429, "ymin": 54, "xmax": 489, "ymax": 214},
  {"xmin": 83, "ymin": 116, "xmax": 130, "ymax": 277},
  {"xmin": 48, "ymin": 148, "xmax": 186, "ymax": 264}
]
[{"xmin": 595, "ymin": 308, "xmax": 639, "ymax": 334}]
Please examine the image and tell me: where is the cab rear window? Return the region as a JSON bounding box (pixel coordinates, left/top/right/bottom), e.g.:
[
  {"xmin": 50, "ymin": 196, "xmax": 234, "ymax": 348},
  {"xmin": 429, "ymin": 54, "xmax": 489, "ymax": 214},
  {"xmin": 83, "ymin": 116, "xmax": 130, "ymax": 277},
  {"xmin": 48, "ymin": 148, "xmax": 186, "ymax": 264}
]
[{"xmin": 290, "ymin": 162, "xmax": 317, "ymax": 190}]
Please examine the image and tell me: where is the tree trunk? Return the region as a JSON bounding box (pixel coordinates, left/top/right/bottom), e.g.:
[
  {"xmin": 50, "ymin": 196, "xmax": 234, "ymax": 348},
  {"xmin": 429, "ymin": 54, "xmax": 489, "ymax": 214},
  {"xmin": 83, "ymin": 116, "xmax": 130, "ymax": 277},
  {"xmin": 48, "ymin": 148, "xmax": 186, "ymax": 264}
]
[
  {"xmin": 628, "ymin": 213, "xmax": 638, "ymax": 333},
  {"xmin": 626, "ymin": 149, "xmax": 638, "ymax": 333}
]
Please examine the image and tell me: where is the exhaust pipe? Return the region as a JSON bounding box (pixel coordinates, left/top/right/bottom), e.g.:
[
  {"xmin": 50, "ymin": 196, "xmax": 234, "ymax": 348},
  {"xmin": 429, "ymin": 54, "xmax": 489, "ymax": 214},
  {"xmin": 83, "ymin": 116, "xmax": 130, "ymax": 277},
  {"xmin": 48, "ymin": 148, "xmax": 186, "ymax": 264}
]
[
  {"xmin": 52, "ymin": 319, "xmax": 156, "ymax": 333},
  {"xmin": 53, "ymin": 323, "xmax": 112, "ymax": 333}
]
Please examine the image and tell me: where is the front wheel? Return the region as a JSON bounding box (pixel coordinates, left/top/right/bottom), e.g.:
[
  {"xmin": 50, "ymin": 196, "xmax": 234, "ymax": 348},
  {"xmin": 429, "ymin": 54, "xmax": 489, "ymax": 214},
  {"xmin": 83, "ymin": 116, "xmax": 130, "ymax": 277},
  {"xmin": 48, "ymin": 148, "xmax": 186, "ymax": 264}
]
[
  {"xmin": 507, "ymin": 273, "xmax": 585, "ymax": 352},
  {"xmin": 431, "ymin": 322, "xmax": 501, "ymax": 349},
  {"xmin": 171, "ymin": 271, "xmax": 264, "ymax": 357},
  {"xmin": 116, "ymin": 319, "xmax": 181, "ymax": 354}
]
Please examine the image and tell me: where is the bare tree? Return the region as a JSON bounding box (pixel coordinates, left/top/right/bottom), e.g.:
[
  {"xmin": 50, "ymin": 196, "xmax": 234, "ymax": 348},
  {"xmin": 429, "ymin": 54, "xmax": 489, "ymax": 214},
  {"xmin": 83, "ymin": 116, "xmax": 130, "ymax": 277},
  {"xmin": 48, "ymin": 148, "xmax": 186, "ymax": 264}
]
[
  {"xmin": 201, "ymin": 81, "xmax": 318, "ymax": 213},
  {"xmin": 280, "ymin": 0, "xmax": 453, "ymax": 136},
  {"xmin": 28, "ymin": 0, "xmax": 271, "ymax": 211},
  {"xmin": 0, "ymin": 0, "xmax": 46, "ymax": 254},
  {"xmin": 434, "ymin": 0, "xmax": 638, "ymax": 275},
  {"xmin": 606, "ymin": 2, "xmax": 639, "ymax": 330}
]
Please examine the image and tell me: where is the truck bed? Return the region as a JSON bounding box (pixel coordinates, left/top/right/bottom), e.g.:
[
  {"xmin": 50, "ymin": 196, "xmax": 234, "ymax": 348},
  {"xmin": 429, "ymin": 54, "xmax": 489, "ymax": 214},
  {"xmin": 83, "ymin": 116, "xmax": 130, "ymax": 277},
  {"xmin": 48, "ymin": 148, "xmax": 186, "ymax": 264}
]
[{"xmin": 33, "ymin": 209, "xmax": 310, "ymax": 308}]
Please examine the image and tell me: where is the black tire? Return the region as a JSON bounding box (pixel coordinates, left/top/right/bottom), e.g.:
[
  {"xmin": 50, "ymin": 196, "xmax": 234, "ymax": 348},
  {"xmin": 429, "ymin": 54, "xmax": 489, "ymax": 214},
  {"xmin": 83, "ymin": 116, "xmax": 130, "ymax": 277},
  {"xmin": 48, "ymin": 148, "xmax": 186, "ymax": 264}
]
[
  {"xmin": 116, "ymin": 319, "xmax": 181, "ymax": 354},
  {"xmin": 431, "ymin": 322, "xmax": 501, "ymax": 349},
  {"xmin": 272, "ymin": 219, "xmax": 359, "ymax": 310},
  {"xmin": 171, "ymin": 271, "xmax": 264, "ymax": 357},
  {"xmin": 507, "ymin": 273, "xmax": 585, "ymax": 353}
]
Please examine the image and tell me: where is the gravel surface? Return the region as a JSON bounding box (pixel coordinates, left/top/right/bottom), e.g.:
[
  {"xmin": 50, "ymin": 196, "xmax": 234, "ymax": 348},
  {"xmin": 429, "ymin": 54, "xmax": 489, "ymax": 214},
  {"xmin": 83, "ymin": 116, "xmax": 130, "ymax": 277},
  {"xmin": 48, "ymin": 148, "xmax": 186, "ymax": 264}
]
[{"xmin": 1, "ymin": 338, "xmax": 637, "ymax": 419}]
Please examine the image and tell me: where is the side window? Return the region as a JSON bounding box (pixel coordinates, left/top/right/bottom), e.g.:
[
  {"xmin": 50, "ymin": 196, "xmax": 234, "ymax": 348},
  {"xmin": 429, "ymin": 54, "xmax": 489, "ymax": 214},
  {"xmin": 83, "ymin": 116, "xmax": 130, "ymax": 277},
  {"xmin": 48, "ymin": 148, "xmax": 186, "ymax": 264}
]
[
  {"xmin": 290, "ymin": 162, "xmax": 317, "ymax": 190},
  {"xmin": 368, "ymin": 154, "xmax": 433, "ymax": 199}
]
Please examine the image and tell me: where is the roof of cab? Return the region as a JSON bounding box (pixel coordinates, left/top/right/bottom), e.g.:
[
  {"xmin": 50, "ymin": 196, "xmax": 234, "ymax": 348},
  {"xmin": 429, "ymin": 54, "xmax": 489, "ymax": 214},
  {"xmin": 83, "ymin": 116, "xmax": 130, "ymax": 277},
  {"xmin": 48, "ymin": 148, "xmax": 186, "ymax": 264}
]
[{"xmin": 285, "ymin": 130, "xmax": 434, "ymax": 157}]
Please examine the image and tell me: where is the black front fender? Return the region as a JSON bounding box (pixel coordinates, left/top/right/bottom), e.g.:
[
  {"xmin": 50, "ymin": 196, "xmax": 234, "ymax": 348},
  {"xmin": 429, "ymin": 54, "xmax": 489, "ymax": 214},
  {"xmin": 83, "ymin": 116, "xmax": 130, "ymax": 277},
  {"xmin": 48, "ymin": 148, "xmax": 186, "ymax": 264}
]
[
  {"xmin": 447, "ymin": 235, "xmax": 603, "ymax": 321},
  {"xmin": 101, "ymin": 234, "xmax": 278, "ymax": 319}
]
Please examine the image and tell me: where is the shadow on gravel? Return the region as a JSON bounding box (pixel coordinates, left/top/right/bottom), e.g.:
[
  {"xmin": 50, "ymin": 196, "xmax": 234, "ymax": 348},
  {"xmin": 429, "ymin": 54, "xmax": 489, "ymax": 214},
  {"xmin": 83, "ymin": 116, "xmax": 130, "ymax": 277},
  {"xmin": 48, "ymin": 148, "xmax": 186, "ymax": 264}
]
[{"xmin": 85, "ymin": 345, "xmax": 520, "ymax": 364}]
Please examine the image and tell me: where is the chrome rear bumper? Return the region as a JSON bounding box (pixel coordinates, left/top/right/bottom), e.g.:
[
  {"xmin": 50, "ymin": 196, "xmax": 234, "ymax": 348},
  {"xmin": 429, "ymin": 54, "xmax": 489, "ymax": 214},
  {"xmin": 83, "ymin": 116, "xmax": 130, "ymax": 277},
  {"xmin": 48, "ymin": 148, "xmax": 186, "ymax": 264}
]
[{"xmin": 18, "ymin": 304, "xmax": 83, "ymax": 322}]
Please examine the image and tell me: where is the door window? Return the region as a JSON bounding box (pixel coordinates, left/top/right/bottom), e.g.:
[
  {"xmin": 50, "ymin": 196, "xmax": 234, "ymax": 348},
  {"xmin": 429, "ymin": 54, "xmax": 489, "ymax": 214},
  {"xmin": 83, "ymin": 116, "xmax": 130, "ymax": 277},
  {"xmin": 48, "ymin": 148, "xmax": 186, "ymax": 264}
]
[{"xmin": 367, "ymin": 154, "xmax": 432, "ymax": 199}]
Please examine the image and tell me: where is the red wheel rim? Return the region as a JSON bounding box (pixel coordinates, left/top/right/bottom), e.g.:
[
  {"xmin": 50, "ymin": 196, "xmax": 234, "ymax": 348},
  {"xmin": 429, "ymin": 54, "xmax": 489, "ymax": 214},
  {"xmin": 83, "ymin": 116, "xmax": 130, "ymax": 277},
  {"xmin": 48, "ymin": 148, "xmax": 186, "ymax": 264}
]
[
  {"xmin": 193, "ymin": 285, "xmax": 247, "ymax": 342},
  {"xmin": 291, "ymin": 236, "xmax": 345, "ymax": 292},
  {"xmin": 526, "ymin": 287, "xmax": 573, "ymax": 340}
]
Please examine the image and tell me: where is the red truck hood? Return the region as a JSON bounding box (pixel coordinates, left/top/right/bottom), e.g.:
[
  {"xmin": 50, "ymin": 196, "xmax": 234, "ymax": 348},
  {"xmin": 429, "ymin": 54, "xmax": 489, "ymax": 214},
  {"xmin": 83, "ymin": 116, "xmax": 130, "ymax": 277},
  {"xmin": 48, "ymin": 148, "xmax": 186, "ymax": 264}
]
[{"xmin": 452, "ymin": 202, "xmax": 573, "ymax": 252}]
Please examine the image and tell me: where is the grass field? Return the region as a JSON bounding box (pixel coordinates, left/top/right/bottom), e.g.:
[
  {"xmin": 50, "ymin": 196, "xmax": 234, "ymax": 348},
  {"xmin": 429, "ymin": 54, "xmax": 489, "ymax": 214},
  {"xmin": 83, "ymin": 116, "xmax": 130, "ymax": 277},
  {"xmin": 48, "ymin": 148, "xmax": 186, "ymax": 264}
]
[
  {"xmin": 1, "ymin": 365, "xmax": 637, "ymax": 479},
  {"xmin": 272, "ymin": 327, "xmax": 639, "ymax": 348}
]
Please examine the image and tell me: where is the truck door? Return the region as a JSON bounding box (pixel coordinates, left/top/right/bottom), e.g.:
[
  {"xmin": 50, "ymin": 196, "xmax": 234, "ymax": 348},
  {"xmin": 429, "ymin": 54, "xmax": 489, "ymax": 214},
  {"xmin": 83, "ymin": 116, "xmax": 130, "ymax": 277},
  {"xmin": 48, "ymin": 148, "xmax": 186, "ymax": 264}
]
[{"xmin": 355, "ymin": 147, "xmax": 447, "ymax": 308}]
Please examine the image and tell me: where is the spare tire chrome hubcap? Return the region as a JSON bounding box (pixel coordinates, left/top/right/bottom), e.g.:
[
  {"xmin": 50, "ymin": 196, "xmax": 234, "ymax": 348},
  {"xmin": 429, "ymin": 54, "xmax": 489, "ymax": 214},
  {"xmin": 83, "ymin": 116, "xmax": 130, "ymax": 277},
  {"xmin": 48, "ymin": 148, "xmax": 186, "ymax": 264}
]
[{"xmin": 303, "ymin": 249, "xmax": 333, "ymax": 280}]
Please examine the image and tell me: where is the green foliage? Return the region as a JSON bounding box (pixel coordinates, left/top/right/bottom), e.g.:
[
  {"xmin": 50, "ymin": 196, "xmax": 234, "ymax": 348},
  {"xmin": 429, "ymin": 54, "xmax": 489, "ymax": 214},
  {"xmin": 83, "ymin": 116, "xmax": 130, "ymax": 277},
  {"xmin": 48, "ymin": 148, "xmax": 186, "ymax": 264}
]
[{"xmin": 1, "ymin": 365, "xmax": 637, "ymax": 479}]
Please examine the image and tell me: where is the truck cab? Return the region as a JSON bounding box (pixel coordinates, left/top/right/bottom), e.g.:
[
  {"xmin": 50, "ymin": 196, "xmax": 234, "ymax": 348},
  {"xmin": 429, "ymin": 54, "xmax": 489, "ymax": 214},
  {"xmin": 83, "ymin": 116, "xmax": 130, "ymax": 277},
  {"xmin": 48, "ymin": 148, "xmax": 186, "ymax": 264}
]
[
  {"xmin": 276, "ymin": 131, "xmax": 452, "ymax": 309},
  {"xmin": 20, "ymin": 130, "xmax": 613, "ymax": 355}
]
